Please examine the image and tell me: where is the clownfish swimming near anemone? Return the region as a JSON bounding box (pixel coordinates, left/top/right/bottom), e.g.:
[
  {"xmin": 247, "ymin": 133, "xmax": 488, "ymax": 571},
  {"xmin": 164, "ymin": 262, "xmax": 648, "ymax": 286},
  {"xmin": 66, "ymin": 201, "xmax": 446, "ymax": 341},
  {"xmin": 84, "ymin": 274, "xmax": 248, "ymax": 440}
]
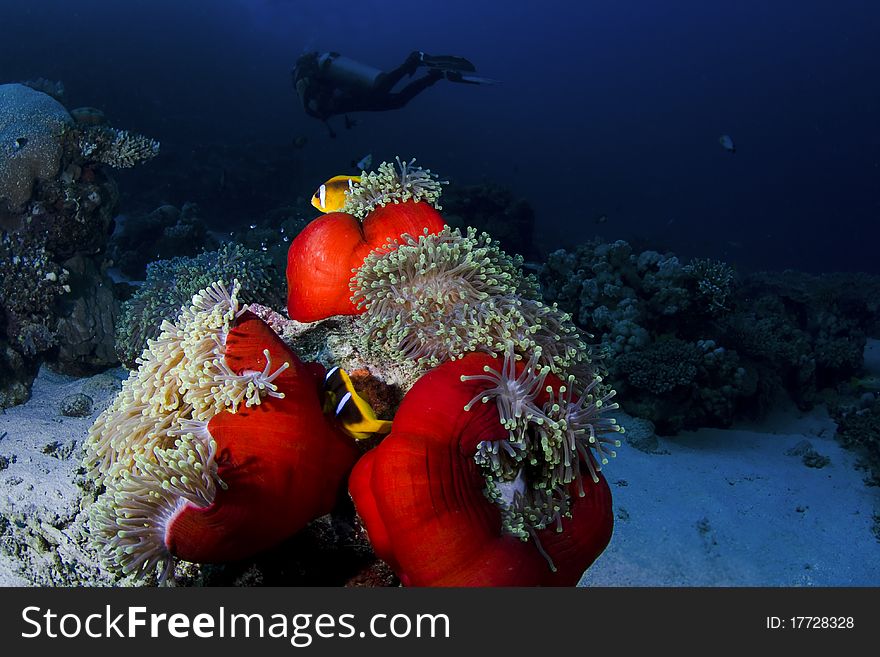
[
  {"xmin": 311, "ymin": 175, "xmax": 360, "ymax": 213},
  {"xmin": 289, "ymin": 157, "xmax": 448, "ymax": 322},
  {"xmin": 323, "ymin": 365, "xmax": 393, "ymax": 441}
]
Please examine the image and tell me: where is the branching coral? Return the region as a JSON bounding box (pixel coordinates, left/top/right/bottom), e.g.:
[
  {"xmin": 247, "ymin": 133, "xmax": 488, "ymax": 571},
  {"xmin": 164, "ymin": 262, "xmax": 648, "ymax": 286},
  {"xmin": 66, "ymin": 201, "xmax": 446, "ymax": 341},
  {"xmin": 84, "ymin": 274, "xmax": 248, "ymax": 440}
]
[
  {"xmin": 115, "ymin": 243, "xmax": 285, "ymax": 368},
  {"xmin": 341, "ymin": 157, "xmax": 446, "ymax": 219},
  {"xmin": 683, "ymin": 258, "xmax": 735, "ymax": 314},
  {"xmin": 75, "ymin": 126, "xmax": 159, "ymax": 168},
  {"xmin": 351, "ymin": 226, "xmax": 591, "ymax": 380}
]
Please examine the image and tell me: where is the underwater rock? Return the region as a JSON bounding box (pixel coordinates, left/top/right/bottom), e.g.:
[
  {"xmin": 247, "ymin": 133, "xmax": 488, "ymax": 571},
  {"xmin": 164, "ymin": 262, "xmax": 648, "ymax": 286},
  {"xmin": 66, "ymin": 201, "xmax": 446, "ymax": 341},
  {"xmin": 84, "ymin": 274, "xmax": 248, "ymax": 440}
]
[
  {"xmin": 59, "ymin": 393, "xmax": 93, "ymax": 417},
  {"xmin": 69, "ymin": 106, "xmax": 107, "ymax": 127},
  {"xmin": 51, "ymin": 255, "xmax": 119, "ymax": 375},
  {"xmin": 109, "ymin": 202, "xmax": 218, "ymax": 279},
  {"xmin": 785, "ymin": 439, "xmax": 831, "ymax": 469}
]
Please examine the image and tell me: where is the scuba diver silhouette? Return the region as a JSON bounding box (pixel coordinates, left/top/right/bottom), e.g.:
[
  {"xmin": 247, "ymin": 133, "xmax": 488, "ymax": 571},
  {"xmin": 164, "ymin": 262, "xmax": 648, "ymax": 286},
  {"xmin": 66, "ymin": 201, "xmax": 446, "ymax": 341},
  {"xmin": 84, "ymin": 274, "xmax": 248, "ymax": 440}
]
[{"xmin": 293, "ymin": 50, "xmax": 493, "ymax": 137}]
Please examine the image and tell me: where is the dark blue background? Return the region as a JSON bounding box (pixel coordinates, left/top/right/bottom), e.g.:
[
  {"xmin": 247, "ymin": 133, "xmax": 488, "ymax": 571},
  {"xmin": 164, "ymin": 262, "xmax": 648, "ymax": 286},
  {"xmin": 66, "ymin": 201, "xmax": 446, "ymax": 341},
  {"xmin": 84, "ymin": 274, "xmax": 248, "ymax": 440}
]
[{"xmin": 3, "ymin": 0, "xmax": 878, "ymax": 273}]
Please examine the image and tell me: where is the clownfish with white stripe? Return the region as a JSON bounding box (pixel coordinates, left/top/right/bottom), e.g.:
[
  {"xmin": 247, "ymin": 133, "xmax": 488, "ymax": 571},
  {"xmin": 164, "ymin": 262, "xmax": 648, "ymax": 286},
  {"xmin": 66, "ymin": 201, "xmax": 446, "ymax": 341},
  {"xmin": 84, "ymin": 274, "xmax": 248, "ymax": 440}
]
[
  {"xmin": 311, "ymin": 175, "xmax": 360, "ymax": 213},
  {"xmin": 322, "ymin": 366, "xmax": 393, "ymax": 441}
]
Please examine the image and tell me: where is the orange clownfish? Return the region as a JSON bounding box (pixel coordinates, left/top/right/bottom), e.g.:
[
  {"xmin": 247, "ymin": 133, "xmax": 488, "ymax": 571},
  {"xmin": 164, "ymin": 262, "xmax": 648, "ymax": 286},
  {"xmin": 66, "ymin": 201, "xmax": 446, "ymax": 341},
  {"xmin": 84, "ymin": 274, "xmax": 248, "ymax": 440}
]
[{"xmin": 311, "ymin": 175, "xmax": 360, "ymax": 213}]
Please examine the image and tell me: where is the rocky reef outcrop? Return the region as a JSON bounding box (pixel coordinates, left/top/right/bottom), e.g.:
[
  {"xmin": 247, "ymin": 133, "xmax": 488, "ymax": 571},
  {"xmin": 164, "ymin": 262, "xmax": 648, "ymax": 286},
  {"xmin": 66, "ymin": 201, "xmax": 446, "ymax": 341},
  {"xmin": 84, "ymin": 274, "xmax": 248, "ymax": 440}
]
[{"xmin": 0, "ymin": 82, "xmax": 159, "ymax": 407}]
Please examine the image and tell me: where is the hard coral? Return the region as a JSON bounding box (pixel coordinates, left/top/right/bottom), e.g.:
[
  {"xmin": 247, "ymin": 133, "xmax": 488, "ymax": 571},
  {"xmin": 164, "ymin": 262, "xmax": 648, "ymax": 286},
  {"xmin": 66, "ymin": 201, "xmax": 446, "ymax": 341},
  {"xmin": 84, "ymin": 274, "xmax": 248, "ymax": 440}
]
[
  {"xmin": 349, "ymin": 348, "xmax": 620, "ymax": 586},
  {"xmin": 86, "ymin": 281, "xmax": 359, "ymax": 579},
  {"xmin": 0, "ymin": 83, "xmax": 72, "ymax": 211},
  {"xmin": 75, "ymin": 125, "xmax": 159, "ymax": 169},
  {"xmin": 0, "ymin": 232, "xmax": 69, "ymax": 356}
]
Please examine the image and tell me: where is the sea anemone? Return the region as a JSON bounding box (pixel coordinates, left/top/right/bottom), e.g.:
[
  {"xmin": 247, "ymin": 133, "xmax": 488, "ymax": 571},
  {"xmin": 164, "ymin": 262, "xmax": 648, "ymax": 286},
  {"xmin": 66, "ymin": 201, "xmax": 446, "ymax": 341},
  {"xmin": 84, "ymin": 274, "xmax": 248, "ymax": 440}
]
[
  {"xmin": 342, "ymin": 157, "xmax": 446, "ymax": 219},
  {"xmin": 348, "ymin": 346, "xmax": 622, "ymax": 586},
  {"xmin": 352, "ymin": 225, "xmax": 590, "ymax": 377},
  {"xmin": 115, "ymin": 242, "xmax": 284, "ymax": 368},
  {"xmin": 286, "ymin": 205, "xmax": 445, "ymax": 322},
  {"xmin": 85, "ymin": 280, "xmax": 359, "ymax": 579}
]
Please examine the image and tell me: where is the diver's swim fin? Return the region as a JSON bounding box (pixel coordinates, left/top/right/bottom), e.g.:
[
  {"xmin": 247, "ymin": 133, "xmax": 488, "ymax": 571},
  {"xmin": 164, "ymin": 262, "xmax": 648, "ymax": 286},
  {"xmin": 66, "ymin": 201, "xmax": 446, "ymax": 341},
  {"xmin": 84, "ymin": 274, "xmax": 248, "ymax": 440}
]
[
  {"xmin": 418, "ymin": 53, "xmax": 477, "ymax": 73},
  {"xmin": 444, "ymin": 71, "xmax": 500, "ymax": 85}
]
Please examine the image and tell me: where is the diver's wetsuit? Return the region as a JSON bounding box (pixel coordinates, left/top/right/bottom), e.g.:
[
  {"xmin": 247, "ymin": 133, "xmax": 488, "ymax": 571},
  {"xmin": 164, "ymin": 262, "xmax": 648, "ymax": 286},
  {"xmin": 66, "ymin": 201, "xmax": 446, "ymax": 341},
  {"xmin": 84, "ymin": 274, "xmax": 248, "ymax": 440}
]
[{"xmin": 293, "ymin": 51, "xmax": 446, "ymax": 137}]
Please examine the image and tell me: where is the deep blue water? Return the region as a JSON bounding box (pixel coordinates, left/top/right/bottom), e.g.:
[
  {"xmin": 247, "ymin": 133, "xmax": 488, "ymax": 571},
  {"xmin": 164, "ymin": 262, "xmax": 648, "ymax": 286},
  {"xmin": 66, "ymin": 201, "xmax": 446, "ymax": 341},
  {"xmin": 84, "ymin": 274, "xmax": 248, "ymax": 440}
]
[{"xmin": 2, "ymin": 0, "xmax": 878, "ymax": 273}]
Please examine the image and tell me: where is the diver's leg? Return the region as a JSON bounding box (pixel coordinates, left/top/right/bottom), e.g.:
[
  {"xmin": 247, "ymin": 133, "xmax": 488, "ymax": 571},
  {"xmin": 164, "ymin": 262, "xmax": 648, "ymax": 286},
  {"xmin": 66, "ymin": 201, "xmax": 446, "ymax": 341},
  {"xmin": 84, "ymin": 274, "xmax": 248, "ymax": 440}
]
[
  {"xmin": 378, "ymin": 70, "xmax": 444, "ymax": 109},
  {"xmin": 372, "ymin": 51, "xmax": 423, "ymax": 94}
]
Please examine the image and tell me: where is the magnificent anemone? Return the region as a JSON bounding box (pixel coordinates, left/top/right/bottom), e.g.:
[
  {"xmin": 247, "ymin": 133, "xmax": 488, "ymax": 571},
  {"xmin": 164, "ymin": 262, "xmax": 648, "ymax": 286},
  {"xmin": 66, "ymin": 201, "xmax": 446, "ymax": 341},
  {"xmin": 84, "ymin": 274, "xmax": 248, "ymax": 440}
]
[
  {"xmin": 351, "ymin": 225, "xmax": 591, "ymax": 378},
  {"xmin": 342, "ymin": 157, "xmax": 446, "ymax": 219},
  {"xmin": 86, "ymin": 280, "xmax": 359, "ymax": 579},
  {"xmin": 349, "ymin": 346, "xmax": 622, "ymax": 586}
]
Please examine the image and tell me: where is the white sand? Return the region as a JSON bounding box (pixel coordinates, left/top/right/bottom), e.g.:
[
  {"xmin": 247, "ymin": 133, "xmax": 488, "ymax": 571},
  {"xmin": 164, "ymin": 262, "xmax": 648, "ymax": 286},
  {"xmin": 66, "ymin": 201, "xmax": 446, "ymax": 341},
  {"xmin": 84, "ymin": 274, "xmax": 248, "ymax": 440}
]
[
  {"xmin": 0, "ymin": 366, "xmax": 128, "ymax": 586},
  {"xmin": 581, "ymin": 340, "xmax": 880, "ymax": 586},
  {"xmin": 580, "ymin": 407, "xmax": 878, "ymax": 586}
]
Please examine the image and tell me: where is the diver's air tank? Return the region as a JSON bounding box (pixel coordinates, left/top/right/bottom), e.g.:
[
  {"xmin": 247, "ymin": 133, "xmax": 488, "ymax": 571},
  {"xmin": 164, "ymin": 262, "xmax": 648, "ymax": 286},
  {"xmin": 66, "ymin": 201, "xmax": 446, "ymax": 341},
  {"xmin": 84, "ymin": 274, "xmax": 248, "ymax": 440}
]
[{"xmin": 317, "ymin": 52, "xmax": 383, "ymax": 90}]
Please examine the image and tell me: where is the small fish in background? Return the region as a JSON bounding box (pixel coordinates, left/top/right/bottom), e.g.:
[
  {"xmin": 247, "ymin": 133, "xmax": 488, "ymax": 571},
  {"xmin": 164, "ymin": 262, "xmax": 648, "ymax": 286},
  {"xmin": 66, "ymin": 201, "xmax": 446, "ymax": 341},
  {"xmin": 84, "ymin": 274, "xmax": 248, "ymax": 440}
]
[
  {"xmin": 323, "ymin": 366, "xmax": 392, "ymax": 441},
  {"xmin": 292, "ymin": 135, "xmax": 308, "ymax": 149},
  {"xmin": 594, "ymin": 214, "xmax": 608, "ymax": 225},
  {"xmin": 351, "ymin": 153, "xmax": 372, "ymax": 171},
  {"xmin": 719, "ymin": 134, "xmax": 736, "ymax": 154},
  {"xmin": 311, "ymin": 174, "xmax": 360, "ymax": 212},
  {"xmin": 13, "ymin": 137, "xmax": 28, "ymax": 151},
  {"xmin": 344, "ymin": 114, "xmax": 359, "ymax": 130}
]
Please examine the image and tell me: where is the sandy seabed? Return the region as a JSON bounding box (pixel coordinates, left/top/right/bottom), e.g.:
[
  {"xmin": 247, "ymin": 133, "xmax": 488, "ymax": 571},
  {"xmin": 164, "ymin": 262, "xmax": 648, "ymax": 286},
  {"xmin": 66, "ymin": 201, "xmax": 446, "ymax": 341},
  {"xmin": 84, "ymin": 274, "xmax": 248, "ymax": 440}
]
[{"xmin": 1, "ymin": 345, "xmax": 878, "ymax": 587}]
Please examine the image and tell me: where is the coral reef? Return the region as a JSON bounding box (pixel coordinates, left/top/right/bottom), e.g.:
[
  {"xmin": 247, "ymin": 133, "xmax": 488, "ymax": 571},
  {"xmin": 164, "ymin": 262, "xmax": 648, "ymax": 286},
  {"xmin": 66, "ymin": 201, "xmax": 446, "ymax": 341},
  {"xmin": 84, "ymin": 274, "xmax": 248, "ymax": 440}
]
[
  {"xmin": 85, "ymin": 281, "xmax": 359, "ymax": 579},
  {"xmin": 0, "ymin": 83, "xmax": 72, "ymax": 211},
  {"xmin": 109, "ymin": 202, "xmax": 219, "ymax": 280},
  {"xmin": 115, "ymin": 243, "xmax": 284, "ymax": 368},
  {"xmin": 442, "ymin": 182, "xmax": 540, "ymax": 260},
  {"xmin": 0, "ymin": 232, "xmax": 70, "ymax": 356},
  {"xmin": 831, "ymin": 396, "xmax": 880, "ymax": 486},
  {"xmin": 0, "ymin": 82, "xmax": 159, "ymax": 406},
  {"xmin": 539, "ymin": 239, "xmax": 874, "ymax": 432}
]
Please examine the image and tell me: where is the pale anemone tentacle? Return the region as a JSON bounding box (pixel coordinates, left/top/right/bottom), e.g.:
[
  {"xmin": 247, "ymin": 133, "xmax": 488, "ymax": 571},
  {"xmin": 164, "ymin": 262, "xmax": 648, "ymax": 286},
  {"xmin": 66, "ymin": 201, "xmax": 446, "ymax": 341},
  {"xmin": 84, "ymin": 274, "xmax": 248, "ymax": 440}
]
[
  {"xmin": 341, "ymin": 156, "xmax": 448, "ymax": 219},
  {"xmin": 461, "ymin": 345, "xmax": 624, "ymax": 570},
  {"xmin": 83, "ymin": 278, "xmax": 289, "ymax": 580},
  {"xmin": 352, "ymin": 225, "xmax": 592, "ymax": 380},
  {"xmin": 213, "ymin": 348, "xmax": 290, "ymax": 411}
]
